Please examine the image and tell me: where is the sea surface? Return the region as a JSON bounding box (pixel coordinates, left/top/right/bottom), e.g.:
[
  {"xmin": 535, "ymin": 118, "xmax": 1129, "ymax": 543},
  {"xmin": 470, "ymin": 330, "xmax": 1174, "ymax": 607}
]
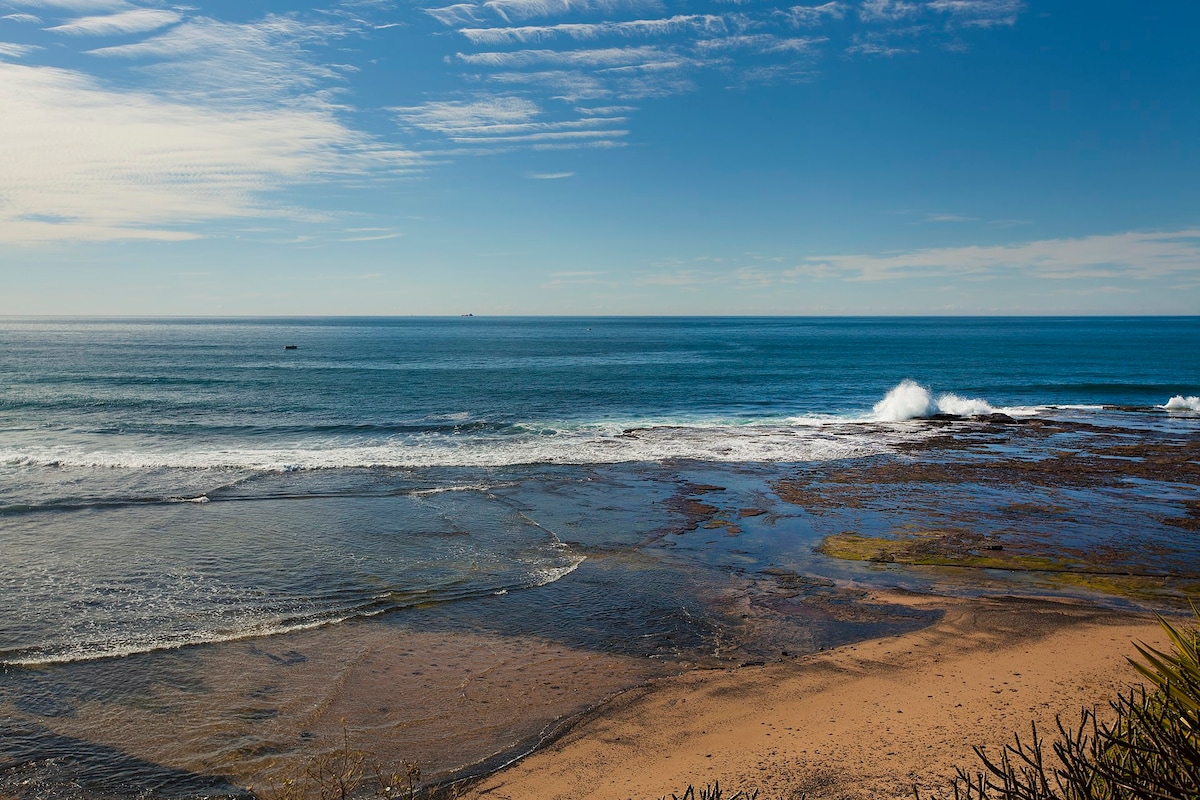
[{"xmin": 1, "ymin": 316, "xmax": 1198, "ymax": 797}]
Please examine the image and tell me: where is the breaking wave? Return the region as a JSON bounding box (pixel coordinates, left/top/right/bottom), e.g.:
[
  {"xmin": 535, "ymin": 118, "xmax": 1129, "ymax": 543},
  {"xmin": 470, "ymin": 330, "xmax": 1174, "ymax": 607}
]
[
  {"xmin": 871, "ymin": 379, "xmax": 997, "ymax": 422},
  {"xmin": 1163, "ymin": 395, "xmax": 1200, "ymax": 413},
  {"xmin": 0, "ymin": 423, "xmax": 891, "ymax": 471}
]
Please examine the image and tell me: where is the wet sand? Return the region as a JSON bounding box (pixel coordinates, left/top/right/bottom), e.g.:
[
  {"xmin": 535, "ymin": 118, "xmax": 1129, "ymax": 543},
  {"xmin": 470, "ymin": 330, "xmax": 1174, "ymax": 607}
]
[
  {"xmin": 0, "ymin": 620, "xmax": 676, "ymax": 798},
  {"xmin": 464, "ymin": 593, "xmax": 1172, "ymax": 800}
]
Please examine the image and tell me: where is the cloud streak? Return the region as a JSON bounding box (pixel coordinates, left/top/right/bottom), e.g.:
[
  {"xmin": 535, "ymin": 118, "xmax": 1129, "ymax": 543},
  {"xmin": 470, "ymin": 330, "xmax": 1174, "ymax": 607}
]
[
  {"xmin": 800, "ymin": 230, "xmax": 1200, "ymax": 282},
  {"xmin": 458, "ymin": 14, "xmax": 733, "ymax": 45},
  {"xmin": 393, "ymin": 95, "xmax": 627, "ymax": 148},
  {"xmin": 46, "ymin": 8, "xmax": 181, "ymax": 35},
  {"xmin": 0, "ymin": 61, "xmax": 419, "ymax": 244}
]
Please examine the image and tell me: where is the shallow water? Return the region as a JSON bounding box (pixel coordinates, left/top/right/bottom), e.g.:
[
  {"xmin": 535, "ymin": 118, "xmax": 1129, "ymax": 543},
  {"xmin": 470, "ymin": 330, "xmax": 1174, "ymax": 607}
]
[{"xmin": 1, "ymin": 317, "xmax": 1197, "ymax": 796}]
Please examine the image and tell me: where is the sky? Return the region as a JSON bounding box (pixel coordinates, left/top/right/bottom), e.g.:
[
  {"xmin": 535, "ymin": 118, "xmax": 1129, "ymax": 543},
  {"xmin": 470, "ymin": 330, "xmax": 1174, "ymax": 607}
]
[{"xmin": 0, "ymin": 0, "xmax": 1197, "ymax": 315}]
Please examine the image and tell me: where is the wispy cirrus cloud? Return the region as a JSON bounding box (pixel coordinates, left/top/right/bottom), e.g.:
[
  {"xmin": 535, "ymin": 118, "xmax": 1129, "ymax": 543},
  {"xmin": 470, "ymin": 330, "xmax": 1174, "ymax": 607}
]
[
  {"xmin": 86, "ymin": 15, "xmax": 359, "ymax": 102},
  {"xmin": 858, "ymin": 0, "xmax": 917, "ymax": 22},
  {"xmin": 0, "ymin": 61, "xmax": 418, "ymax": 244},
  {"xmin": 483, "ymin": 0, "xmax": 661, "ymax": 23},
  {"xmin": 0, "ymin": 40, "xmax": 39, "ymax": 55},
  {"xmin": 783, "ymin": 2, "xmax": 845, "ymax": 26},
  {"xmin": 622, "ymin": 231, "xmax": 1200, "ymax": 294},
  {"xmin": 425, "ymin": 0, "xmax": 659, "ymax": 25},
  {"xmin": 392, "ymin": 95, "xmax": 628, "ymax": 148},
  {"xmin": 422, "ymin": 0, "xmax": 1026, "ymax": 159},
  {"xmin": 1, "ymin": 0, "xmax": 1037, "ymax": 244},
  {"xmin": 800, "ymin": 230, "xmax": 1200, "ymax": 282},
  {"xmin": 0, "ymin": 0, "xmax": 422, "ymax": 245},
  {"xmin": 923, "ymin": 212, "xmax": 978, "ymax": 223},
  {"xmin": 457, "ymin": 43, "xmax": 667, "ymax": 67},
  {"xmin": 928, "ymin": 0, "xmax": 1023, "ymax": 28},
  {"xmin": 46, "ymin": 8, "xmax": 181, "ymax": 35},
  {"xmin": 6, "ymin": 0, "xmax": 129, "ymax": 11},
  {"xmin": 458, "ymin": 14, "xmax": 734, "ymax": 45}
]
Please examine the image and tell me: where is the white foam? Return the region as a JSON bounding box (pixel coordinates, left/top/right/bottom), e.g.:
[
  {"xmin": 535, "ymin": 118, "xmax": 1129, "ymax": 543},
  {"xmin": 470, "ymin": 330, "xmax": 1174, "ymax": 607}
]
[
  {"xmin": 528, "ymin": 553, "xmax": 586, "ymax": 587},
  {"xmin": 872, "ymin": 379, "xmax": 936, "ymax": 421},
  {"xmin": 1163, "ymin": 395, "xmax": 1200, "ymax": 412},
  {"xmin": 936, "ymin": 393, "xmax": 996, "ymax": 417},
  {"xmin": 871, "ymin": 380, "xmax": 997, "ymax": 421},
  {"xmin": 0, "ymin": 424, "xmax": 891, "ymax": 471},
  {"xmin": 1, "ymin": 614, "xmax": 350, "ymax": 667}
]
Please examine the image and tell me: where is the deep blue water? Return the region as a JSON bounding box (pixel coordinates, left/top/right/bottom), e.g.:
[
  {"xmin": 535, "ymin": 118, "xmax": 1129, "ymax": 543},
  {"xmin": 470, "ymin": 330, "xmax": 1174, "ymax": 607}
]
[
  {"xmin": 3, "ymin": 316, "xmax": 1197, "ymax": 465},
  {"xmin": 1, "ymin": 316, "xmax": 1198, "ymax": 666}
]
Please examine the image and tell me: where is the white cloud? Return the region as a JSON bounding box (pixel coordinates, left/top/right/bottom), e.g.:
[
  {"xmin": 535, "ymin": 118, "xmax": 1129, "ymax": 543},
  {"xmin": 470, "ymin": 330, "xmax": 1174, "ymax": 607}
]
[
  {"xmin": 393, "ymin": 95, "xmax": 627, "ymax": 148},
  {"xmin": 924, "ymin": 212, "xmax": 978, "ymax": 223},
  {"xmin": 430, "ymin": 0, "xmax": 1025, "ymax": 158},
  {"xmin": 458, "ymin": 44, "xmax": 667, "ymax": 68},
  {"xmin": 448, "ymin": 128, "xmax": 626, "ymax": 143},
  {"xmin": 846, "ymin": 29, "xmax": 919, "ymax": 55},
  {"xmin": 451, "ymin": 116, "xmax": 625, "ymax": 134},
  {"xmin": 458, "ymin": 14, "xmax": 732, "ymax": 45},
  {"xmin": 785, "ymin": 2, "xmax": 846, "ymax": 25},
  {"xmin": 575, "ymin": 104, "xmax": 637, "ymax": 113},
  {"xmin": 0, "ymin": 62, "xmax": 419, "ymax": 244},
  {"xmin": 0, "ymin": 40, "xmax": 39, "ymax": 56},
  {"xmin": 801, "ymin": 230, "xmax": 1200, "ymax": 282},
  {"xmin": 529, "ymin": 171, "xmax": 574, "ymax": 178},
  {"xmin": 6, "ymin": 0, "xmax": 129, "ymax": 11},
  {"xmin": 487, "ymin": 66, "xmax": 691, "ymax": 100},
  {"xmin": 86, "ymin": 15, "xmax": 355, "ymax": 103},
  {"xmin": 927, "ymin": 0, "xmax": 1022, "ymax": 28},
  {"xmin": 339, "ymin": 231, "xmax": 403, "ymax": 241},
  {"xmin": 694, "ymin": 33, "xmax": 823, "ymax": 55},
  {"xmin": 483, "ymin": 0, "xmax": 661, "ymax": 23},
  {"xmin": 858, "ymin": 0, "xmax": 919, "ymax": 22},
  {"xmin": 426, "ymin": 0, "xmax": 660, "ymax": 25},
  {"xmin": 423, "ymin": 3, "xmax": 483, "ymax": 26},
  {"xmin": 393, "ymin": 96, "xmax": 542, "ymax": 132},
  {"xmin": 46, "ymin": 8, "xmax": 180, "ymax": 35},
  {"xmin": 1, "ymin": 13, "xmax": 43, "ymax": 23}
]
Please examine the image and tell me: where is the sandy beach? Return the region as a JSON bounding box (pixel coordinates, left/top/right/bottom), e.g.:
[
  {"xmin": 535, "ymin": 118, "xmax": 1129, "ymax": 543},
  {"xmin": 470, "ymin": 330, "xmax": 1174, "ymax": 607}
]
[{"xmin": 464, "ymin": 593, "xmax": 1172, "ymax": 800}]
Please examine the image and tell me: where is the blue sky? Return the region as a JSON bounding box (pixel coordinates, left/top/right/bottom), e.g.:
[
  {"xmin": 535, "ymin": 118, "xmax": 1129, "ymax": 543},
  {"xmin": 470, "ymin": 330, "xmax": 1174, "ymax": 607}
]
[{"xmin": 1, "ymin": 0, "xmax": 1197, "ymax": 314}]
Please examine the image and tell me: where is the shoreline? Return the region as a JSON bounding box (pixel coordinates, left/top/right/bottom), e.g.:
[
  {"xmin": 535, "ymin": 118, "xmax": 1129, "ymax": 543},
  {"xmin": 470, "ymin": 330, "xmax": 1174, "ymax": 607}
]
[{"xmin": 459, "ymin": 592, "xmax": 1172, "ymax": 800}]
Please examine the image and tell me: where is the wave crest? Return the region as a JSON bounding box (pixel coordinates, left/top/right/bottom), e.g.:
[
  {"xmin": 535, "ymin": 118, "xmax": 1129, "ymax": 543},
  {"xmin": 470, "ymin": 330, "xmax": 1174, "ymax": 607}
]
[
  {"xmin": 1164, "ymin": 395, "xmax": 1200, "ymax": 412},
  {"xmin": 872, "ymin": 379, "xmax": 995, "ymax": 422}
]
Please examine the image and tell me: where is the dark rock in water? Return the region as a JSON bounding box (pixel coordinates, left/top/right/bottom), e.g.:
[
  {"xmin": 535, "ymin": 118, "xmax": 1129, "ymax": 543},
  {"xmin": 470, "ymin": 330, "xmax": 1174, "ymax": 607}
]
[
  {"xmin": 283, "ymin": 345, "xmax": 298, "ymax": 350},
  {"xmin": 978, "ymin": 412, "xmax": 1018, "ymax": 424}
]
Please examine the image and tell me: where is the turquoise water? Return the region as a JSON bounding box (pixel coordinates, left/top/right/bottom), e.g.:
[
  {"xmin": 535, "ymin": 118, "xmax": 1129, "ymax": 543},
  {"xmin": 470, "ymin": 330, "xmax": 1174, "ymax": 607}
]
[{"xmin": 0, "ymin": 317, "xmax": 1197, "ymax": 795}]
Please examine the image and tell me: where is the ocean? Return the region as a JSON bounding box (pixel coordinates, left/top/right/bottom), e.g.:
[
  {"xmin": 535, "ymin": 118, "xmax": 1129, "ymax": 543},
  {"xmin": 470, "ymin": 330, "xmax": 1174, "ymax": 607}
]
[{"xmin": 1, "ymin": 316, "xmax": 1197, "ymax": 797}]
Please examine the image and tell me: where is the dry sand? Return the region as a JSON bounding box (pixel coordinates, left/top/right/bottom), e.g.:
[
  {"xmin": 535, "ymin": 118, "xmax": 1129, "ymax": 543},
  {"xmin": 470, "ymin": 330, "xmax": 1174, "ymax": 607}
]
[{"xmin": 464, "ymin": 593, "xmax": 1173, "ymax": 800}]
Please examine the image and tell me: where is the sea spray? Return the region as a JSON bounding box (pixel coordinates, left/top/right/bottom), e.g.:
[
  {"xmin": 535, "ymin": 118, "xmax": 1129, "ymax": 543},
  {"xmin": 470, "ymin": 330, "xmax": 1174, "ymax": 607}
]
[
  {"xmin": 872, "ymin": 379, "xmax": 995, "ymax": 421},
  {"xmin": 935, "ymin": 393, "xmax": 995, "ymax": 417},
  {"xmin": 872, "ymin": 379, "xmax": 935, "ymax": 421},
  {"xmin": 1164, "ymin": 395, "xmax": 1200, "ymax": 412}
]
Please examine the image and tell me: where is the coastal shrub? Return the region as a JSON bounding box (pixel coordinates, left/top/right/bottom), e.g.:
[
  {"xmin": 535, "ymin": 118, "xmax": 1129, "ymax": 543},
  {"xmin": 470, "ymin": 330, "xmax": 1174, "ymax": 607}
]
[
  {"xmin": 922, "ymin": 607, "xmax": 1200, "ymax": 800},
  {"xmin": 658, "ymin": 782, "xmax": 759, "ymax": 800}
]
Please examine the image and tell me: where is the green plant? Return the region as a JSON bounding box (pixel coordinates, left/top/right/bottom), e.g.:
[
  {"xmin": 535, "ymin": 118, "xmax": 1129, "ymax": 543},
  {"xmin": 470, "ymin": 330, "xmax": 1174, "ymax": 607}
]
[
  {"xmin": 919, "ymin": 606, "xmax": 1200, "ymax": 800},
  {"xmin": 1130, "ymin": 604, "xmax": 1200, "ymax": 733}
]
